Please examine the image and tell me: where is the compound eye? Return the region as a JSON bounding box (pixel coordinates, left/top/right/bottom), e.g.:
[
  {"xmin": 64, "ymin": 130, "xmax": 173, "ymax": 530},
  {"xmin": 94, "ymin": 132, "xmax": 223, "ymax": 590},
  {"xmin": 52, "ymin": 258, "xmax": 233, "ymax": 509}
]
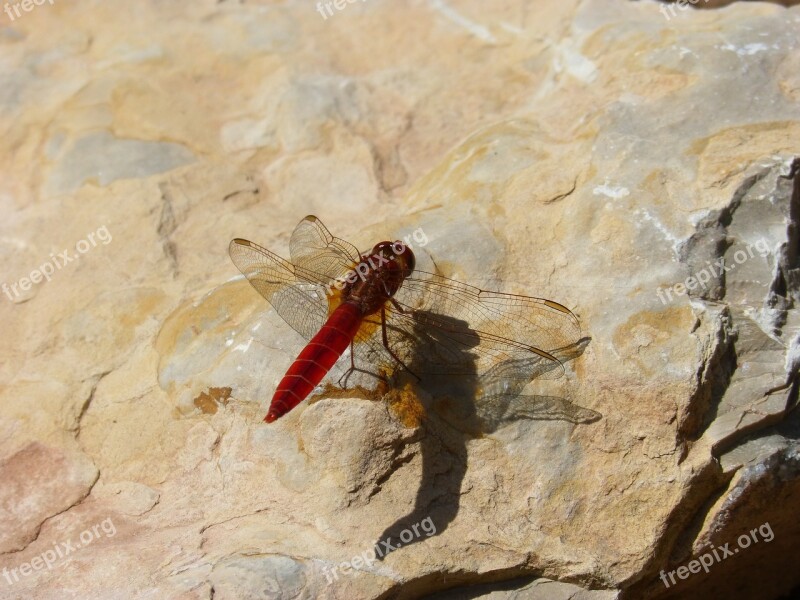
[
  {"xmin": 404, "ymin": 249, "xmax": 416, "ymax": 273},
  {"xmin": 372, "ymin": 241, "xmax": 394, "ymax": 256}
]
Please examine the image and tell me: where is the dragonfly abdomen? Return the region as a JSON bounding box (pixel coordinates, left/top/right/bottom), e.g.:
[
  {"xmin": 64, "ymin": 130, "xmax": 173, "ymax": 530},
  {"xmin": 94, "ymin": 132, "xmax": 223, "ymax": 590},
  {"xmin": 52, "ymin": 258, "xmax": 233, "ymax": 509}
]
[{"xmin": 265, "ymin": 302, "xmax": 363, "ymax": 422}]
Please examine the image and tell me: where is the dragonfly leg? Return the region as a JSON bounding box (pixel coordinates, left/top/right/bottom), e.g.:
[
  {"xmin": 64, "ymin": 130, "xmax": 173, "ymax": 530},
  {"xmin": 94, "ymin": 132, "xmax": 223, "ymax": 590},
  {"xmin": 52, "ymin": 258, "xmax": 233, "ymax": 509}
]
[
  {"xmin": 337, "ymin": 343, "xmax": 356, "ymax": 388},
  {"xmin": 337, "ymin": 341, "xmax": 387, "ymax": 388},
  {"xmin": 381, "ymin": 306, "xmax": 421, "ymax": 381},
  {"xmin": 337, "ymin": 368, "xmax": 354, "ymax": 388},
  {"xmin": 390, "ymin": 298, "xmax": 408, "ymax": 313}
]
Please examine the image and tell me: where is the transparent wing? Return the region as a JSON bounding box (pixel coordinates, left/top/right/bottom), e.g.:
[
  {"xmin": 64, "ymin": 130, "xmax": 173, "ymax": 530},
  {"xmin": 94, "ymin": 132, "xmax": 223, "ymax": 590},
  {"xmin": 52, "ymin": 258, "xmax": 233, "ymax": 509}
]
[
  {"xmin": 477, "ymin": 338, "xmax": 590, "ymax": 399},
  {"xmin": 339, "ymin": 271, "xmax": 581, "ymax": 385},
  {"xmin": 229, "ymin": 238, "xmax": 330, "ymax": 340},
  {"xmin": 471, "ymin": 338, "xmax": 597, "ymax": 431},
  {"xmin": 289, "ymin": 215, "xmax": 362, "ymax": 281},
  {"xmin": 400, "ymin": 270, "xmax": 581, "ymax": 350},
  {"xmin": 385, "ymin": 271, "xmax": 581, "ymax": 378}
]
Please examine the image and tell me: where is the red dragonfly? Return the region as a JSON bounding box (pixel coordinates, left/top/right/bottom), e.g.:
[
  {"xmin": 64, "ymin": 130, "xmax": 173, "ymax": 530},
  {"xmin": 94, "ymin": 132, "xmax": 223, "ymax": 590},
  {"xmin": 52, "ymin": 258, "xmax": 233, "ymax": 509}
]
[{"xmin": 229, "ymin": 216, "xmax": 581, "ymax": 423}]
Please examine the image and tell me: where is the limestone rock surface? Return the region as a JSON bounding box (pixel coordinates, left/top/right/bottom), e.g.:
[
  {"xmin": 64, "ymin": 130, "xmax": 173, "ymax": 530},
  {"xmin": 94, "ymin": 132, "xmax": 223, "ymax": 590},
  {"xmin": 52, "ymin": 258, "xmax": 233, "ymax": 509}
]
[{"xmin": 1, "ymin": 1, "xmax": 799, "ymax": 599}]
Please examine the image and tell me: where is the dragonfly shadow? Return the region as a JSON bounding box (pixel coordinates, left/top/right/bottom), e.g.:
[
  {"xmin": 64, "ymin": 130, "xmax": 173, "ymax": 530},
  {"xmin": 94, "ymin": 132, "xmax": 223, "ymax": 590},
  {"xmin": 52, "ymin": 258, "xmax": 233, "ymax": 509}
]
[
  {"xmin": 449, "ymin": 336, "xmax": 600, "ymax": 435},
  {"xmin": 372, "ymin": 313, "xmax": 599, "ymax": 560}
]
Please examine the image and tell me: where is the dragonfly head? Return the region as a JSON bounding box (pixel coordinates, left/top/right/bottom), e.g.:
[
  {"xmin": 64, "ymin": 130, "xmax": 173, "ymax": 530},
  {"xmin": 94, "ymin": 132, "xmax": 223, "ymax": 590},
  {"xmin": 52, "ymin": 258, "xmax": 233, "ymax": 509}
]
[{"xmin": 372, "ymin": 241, "xmax": 415, "ymax": 278}]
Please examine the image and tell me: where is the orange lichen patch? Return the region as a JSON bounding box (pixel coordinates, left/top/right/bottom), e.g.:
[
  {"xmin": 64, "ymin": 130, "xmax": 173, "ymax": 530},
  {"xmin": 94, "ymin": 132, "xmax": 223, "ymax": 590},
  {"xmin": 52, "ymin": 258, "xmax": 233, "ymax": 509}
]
[
  {"xmin": 386, "ymin": 383, "xmax": 426, "ymax": 428},
  {"xmin": 193, "ymin": 386, "xmax": 232, "ymax": 414},
  {"xmin": 308, "ymin": 381, "xmax": 381, "ymax": 403},
  {"xmin": 308, "ymin": 375, "xmax": 391, "ymax": 403}
]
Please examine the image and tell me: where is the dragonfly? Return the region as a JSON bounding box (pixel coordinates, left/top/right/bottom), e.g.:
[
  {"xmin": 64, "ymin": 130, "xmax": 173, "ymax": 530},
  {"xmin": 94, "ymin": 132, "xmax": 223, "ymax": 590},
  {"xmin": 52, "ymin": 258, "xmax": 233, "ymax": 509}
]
[{"xmin": 229, "ymin": 215, "xmax": 583, "ymax": 424}]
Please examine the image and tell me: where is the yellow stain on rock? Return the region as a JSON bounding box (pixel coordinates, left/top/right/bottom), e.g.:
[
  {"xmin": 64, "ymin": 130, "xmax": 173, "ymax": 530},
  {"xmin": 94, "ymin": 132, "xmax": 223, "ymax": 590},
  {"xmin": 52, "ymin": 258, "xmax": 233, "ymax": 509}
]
[
  {"xmin": 386, "ymin": 383, "xmax": 426, "ymax": 429},
  {"xmin": 193, "ymin": 386, "xmax": 232, "ymax": 414}
]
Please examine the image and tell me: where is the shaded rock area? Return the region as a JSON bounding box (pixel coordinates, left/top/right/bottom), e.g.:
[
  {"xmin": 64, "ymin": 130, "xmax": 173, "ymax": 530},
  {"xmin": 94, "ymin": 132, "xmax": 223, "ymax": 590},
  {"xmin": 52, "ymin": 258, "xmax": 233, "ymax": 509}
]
[{"xmin": 1, "ymin": 1, "xmax": 799, "ymax": 599}]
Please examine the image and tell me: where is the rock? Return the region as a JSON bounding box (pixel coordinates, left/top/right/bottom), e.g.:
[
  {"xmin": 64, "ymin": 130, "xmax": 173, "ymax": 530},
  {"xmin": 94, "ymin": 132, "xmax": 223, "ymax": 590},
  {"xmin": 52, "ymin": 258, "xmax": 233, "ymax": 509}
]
[
  {"xmin": 0, "ymin": 0, "xmax": 799, "ymax": 599},
  {"xmin": 0, "ymin": 443, "xmax": 98, "ymax": 553}
]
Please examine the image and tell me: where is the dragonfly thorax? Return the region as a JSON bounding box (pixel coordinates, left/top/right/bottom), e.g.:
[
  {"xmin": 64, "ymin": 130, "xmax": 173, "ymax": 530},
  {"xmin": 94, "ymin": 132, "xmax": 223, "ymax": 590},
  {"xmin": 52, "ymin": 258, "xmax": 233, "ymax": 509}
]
[{"xmin": 342, "ymin": 240, "xmax": 415, "ymax": 315}]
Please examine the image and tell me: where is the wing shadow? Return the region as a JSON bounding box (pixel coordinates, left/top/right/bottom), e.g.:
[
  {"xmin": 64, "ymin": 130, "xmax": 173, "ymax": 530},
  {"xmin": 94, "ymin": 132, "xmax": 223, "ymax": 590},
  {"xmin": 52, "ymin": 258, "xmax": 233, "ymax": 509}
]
[{"xmin": 372, "ymin": 313, "xmax": 598, "ymax": 559}]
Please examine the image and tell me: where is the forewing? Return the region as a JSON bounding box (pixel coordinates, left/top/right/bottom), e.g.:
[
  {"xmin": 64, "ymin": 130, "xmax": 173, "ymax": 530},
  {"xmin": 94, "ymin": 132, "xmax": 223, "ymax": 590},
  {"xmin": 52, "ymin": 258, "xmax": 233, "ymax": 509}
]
[
  {"xmin": 289, "ymin": 215, "xmax": 362, "ymax": 281},
  {"xmin": 385, "ymin": 271, "xmax": 582, "ymax": 379},
  {"xmin": 229, "ymin": 238, "xmax": 329, "ymax": 341}
]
